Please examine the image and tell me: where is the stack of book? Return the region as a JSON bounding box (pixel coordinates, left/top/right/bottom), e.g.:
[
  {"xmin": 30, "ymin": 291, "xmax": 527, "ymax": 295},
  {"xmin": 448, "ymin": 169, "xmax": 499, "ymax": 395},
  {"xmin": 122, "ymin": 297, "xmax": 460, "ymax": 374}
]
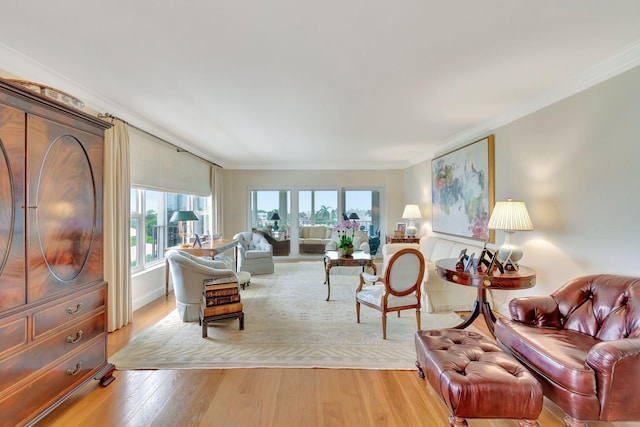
[{"xmin": 201, "ymin": 274, "xmax": 243, "ymax": 317}]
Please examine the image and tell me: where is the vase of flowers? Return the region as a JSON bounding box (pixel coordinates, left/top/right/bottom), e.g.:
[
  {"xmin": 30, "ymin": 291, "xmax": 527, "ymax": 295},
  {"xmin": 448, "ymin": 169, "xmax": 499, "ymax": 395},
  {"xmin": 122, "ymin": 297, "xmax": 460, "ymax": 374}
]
[{"xmin": 335, "ymin": 219, "xmax": 358, "ymax": 257}]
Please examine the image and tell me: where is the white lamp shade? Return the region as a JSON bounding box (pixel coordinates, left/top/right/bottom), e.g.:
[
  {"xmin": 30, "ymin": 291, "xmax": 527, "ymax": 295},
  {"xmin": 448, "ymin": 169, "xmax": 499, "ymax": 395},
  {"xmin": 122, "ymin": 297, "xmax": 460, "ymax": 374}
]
[
  {"xmin": 487, "ymin": 199, "xmax": 532, "ymax": 265},
  {"xmin": 487, "ymin": 199, "xmax": 533, "ymax": 231},
  {"xmin": 401, "ymin": 204, "xmax": 422, "ymax": 220}
]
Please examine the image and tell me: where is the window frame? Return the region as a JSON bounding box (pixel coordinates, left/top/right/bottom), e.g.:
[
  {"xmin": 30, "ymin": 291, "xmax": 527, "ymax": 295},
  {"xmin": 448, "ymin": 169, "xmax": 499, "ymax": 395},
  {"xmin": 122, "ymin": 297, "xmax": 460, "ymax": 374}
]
[{"xmin": 130, "ymin": 188, "xmax": 211, "ymax": 273}]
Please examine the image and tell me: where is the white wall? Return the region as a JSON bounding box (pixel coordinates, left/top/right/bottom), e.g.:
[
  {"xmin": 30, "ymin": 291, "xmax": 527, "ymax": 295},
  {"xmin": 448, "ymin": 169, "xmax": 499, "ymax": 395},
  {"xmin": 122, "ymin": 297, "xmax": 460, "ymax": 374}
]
[
  {"xmin": 131, "ymin": 265, "xmax": 166, "ymax": 311},
  {"xmin": 406, "ymin": 65, "xmax": 640, "ymax": 315},
  {"xmin": 105, "ymin": 65, "xmax": 640, "ymax": 313}
]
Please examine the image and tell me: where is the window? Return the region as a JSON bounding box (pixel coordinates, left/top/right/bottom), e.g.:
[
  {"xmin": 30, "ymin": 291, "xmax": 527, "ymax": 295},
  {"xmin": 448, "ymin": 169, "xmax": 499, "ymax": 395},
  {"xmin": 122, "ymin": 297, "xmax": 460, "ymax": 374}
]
[
  {"xmin": 248, "ymin": 188, "xmax": 381, "ymax": 257},
  {"xmin": 130, "ymin": 188, "xmax": 211, "ymax": 272},
  {"xmin": 344, "ymin": 190, "xmax": 381, "ymax": 235},
  {"xmin": 249, "ymin": 190, "xmax": 291, "ymax": 230},
  {"xmin": 299, "ymin": 190, "xmax": 338, "ymax": 226}
]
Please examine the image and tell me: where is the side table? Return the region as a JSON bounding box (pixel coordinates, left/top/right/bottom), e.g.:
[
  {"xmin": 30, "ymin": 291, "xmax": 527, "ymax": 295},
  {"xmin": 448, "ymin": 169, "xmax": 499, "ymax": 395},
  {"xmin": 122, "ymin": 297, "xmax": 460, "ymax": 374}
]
[
  {"xmin": 435, "ymin": 258, "xmax": 536, "ymax": 336},
  {"xmin": 323, "ymin": 251, "xmax": 377, "ymax": 301},
  {"xmin": 385, "ymin": 235, "xmax": 420, "ymax": 244}
]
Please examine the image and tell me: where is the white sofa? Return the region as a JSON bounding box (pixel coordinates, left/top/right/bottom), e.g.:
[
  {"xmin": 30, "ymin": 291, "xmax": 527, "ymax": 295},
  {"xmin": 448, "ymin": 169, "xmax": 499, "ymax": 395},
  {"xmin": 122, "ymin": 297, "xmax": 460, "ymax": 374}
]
[
  {"xmin": 382, "ymin": 235, "xmax": 493, "ymax": 313},
  {"xmin": 325, "ymin": 229, "xmax": 370, "ymax": 254},
  {"xmin": 298, "ymin": 225, "xmax": 371, "ymax": 254},
  {"xmin": 298, "ymin": 225, "xmax": 333, "ymax": 254}
]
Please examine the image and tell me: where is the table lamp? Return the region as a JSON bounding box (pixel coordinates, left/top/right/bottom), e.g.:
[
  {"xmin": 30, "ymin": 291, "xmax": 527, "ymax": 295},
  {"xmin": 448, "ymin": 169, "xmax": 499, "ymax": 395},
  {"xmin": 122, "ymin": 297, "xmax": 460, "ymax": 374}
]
[
  {"xmin": 402, "ymin": 204, "xmax": 422, "ymax": 237},
  {"xmin": 169, "ymin": 210, "xmax": 199, "ymax": 247},
  {"xmin": 487, "ymin": 199, "xmax": 533, "ymax": 266},
  {"xmin": 348, "ymin": 212, "xmax": 359, "ymax": 220},
  {"xmin": 269, "ymin": 212, "xmax": 281, "ymax": 231}
]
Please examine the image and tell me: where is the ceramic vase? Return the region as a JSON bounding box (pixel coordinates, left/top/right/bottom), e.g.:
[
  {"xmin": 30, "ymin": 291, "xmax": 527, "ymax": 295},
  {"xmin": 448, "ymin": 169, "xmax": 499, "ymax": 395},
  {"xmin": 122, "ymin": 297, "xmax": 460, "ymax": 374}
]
[{"xmin": 339, "ymin": 245, "xmax": 354, "ymax": 257}]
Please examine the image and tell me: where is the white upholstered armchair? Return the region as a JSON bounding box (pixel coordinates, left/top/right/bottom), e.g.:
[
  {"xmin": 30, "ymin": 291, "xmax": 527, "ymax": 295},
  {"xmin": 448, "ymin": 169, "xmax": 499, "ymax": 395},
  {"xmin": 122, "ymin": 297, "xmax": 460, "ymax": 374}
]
[
  {"xmin": 166, "ymin": 250, "xmax": 240, "ymax": 322},
  {"xmin": 356, "ymin": 248, "xmax": 425, "ymax": 339},
  {"xmin": 233, "ymin": 231, "xmax": 274, "ymax": 274}
]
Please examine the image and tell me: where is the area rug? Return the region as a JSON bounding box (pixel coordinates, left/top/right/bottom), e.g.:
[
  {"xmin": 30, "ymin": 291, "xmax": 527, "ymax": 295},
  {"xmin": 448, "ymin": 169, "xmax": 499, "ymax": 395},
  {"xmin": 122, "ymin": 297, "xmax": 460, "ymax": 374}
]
[{"xmin": 109, "ymin": 262, "xmax": 463, "ymax": 370}]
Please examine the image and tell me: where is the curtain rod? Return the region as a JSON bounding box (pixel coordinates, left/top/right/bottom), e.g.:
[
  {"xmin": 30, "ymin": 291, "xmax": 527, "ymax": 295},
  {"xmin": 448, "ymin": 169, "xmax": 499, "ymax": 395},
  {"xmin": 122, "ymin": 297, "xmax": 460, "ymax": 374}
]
[{"xmin": 98, "ymin": 112, "xmax": 222, "ymax": 168}]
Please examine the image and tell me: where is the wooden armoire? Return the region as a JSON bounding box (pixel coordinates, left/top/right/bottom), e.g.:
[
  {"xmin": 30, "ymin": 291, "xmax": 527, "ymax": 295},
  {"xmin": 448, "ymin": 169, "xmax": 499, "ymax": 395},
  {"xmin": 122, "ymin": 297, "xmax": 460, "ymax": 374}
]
[{"xmin": 0, "ymin": 78, "xmax": 114, "ymax": 426}]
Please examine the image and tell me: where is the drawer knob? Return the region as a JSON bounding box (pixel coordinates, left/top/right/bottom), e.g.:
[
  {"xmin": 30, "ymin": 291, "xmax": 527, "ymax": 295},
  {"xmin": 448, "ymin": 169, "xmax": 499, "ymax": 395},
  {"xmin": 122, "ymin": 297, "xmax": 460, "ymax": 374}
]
[
  {"xmin": 66, "ymin": 302, "xmax": 84, "ymax": 315},
  {"xmin": 66, "ymin": 329, "xmax": 84, "ymax": 344},
  {"xmin": 66, "ymin": 361, "xmax": 84, "ymax": 376}
]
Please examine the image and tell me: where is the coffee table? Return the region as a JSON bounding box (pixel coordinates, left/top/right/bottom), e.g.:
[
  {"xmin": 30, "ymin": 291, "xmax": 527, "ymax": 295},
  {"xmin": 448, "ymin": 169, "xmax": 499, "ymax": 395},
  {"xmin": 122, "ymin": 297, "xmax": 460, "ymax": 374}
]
[{"xmin": 323, "ymin": 251, "xmax": 377, "ymax": 301}]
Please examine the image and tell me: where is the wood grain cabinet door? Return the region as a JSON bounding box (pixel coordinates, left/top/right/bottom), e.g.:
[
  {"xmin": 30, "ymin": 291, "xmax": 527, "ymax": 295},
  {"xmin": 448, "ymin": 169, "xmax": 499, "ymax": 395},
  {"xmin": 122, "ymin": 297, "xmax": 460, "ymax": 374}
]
[
  {"xmin": 0, "ymin": 103, "xmax": 26, "ymax": 312},
  {"xmin": 26, "ymin": 115, "xmax": 104, "ymax": 302}
]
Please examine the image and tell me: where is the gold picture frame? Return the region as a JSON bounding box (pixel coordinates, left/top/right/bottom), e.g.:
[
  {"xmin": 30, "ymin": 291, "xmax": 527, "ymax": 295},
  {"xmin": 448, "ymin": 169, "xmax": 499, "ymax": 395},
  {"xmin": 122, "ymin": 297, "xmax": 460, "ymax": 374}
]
[{"xmin": 431, "ymin": 135, "xmax": 495, "ymax": 242}]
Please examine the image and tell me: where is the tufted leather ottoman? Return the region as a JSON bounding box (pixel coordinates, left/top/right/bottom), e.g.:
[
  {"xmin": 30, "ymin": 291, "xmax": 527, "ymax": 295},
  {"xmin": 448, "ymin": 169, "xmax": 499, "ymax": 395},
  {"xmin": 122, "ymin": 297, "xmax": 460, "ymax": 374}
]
[{"xmin": 415, "ymin": 329, "xmax": 543, "ymax": 427}]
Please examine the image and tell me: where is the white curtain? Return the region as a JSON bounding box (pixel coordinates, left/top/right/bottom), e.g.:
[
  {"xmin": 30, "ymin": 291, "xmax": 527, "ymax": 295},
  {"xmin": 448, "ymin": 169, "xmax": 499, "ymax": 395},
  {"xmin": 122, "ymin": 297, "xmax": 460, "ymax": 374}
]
[
  {"xmin": 212, "ymin": 165, "xmax": 224, "ymax": 235},
  {"xmin": 103, "ymin": 118, "xmax": 132, "ymax": 331}
]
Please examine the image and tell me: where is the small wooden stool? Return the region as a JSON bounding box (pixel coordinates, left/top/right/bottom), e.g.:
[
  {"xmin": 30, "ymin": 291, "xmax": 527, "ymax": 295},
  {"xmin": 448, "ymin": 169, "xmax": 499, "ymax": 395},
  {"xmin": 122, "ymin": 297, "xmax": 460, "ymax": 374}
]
[{"xmin": 200, "ymin": 311, "xmax": 244, "ymax": 338}]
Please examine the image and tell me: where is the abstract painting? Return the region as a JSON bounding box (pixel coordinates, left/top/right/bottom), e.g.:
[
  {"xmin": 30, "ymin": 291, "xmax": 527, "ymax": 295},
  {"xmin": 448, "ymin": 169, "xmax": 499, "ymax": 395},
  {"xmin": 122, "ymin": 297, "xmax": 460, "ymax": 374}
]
[{"xmin": 431, "ymin": 135, "xmax": 495, "ymax": 242}]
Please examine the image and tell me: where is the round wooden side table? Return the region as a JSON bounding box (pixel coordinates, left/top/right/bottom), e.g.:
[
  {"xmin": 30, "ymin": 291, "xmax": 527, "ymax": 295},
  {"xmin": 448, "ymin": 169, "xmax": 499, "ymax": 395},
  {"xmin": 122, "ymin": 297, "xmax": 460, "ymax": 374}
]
[{"xmin": 435, "ymin": 258, "xmax": 536, "ymax": 335}]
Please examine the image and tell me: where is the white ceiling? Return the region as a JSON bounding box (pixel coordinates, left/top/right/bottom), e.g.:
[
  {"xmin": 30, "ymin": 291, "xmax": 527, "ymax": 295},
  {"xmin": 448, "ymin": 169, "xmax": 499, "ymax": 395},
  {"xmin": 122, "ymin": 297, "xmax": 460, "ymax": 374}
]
[{"xmin": 1, "ymin": 1, "xmax": 640, "ymax": 170}]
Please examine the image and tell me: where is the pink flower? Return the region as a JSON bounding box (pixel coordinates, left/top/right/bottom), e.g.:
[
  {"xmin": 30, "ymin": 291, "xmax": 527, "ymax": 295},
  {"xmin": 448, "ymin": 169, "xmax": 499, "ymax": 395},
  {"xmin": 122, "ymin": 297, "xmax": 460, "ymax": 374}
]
[{"xmin": 334, "ymin": 220, "xmax": 359, "ymax": 248}]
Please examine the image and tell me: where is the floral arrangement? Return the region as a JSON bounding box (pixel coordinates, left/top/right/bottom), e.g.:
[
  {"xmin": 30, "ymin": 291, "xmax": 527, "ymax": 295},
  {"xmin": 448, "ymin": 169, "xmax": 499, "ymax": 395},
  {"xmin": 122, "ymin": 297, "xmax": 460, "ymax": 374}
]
[{"xmin": 334, "ymin": 219, "xmax": 359, "ymax": 249}]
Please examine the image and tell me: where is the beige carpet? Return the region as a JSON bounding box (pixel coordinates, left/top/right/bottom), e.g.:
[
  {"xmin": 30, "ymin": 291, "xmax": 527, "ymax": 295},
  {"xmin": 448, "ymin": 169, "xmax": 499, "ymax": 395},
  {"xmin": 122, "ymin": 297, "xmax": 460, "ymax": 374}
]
[{"xmin": 109, "ymin": 262, "xmax": 463, "ymax": 370}]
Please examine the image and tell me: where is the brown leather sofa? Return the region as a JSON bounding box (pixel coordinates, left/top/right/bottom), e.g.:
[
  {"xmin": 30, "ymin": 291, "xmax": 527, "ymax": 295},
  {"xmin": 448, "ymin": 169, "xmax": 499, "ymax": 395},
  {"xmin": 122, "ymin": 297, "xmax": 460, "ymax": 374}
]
[{"xmin": 495, "ymin": 274, "xmax": 640, "ymax": 427}]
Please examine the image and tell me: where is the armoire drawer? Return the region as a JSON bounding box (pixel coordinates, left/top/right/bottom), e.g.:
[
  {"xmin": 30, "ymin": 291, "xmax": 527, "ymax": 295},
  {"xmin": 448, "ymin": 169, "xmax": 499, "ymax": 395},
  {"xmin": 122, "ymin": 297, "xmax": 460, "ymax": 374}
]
[
  {"xmin": 0, "ymin": 338, "xmax": 106, "ymax": 427},
  {"xmin": 33, "ymin": 285, "xmax": 106, "ymax": 338},
  {"xmin": 0, "ymin": 312, "xmax": 105, "ymax": 393},
  {"xmin": 0, "ymin": 316, "xmax": 28, "ymax": 357}
]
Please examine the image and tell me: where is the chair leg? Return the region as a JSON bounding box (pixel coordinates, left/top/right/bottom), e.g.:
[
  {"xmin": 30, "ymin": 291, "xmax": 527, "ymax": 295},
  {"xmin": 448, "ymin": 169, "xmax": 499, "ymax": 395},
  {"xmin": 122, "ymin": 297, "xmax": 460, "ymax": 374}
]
[
  {"xmin": 382, "ymin": 313, "xmax": 387, "ymax": 340},
  {"xmin": 449, "ymin": 415, "xmax": 468, "ymax": 426},
  {"xmin": 416, "ymin": 309, "xmax": 421, "ymax": 331},
  {"xmin": 563, "ymin": 416, "xmax": 587, "ymax": 427},
  {"xmin": 356, "ymin": 302, "xmax": 361, "ymax": 323}
]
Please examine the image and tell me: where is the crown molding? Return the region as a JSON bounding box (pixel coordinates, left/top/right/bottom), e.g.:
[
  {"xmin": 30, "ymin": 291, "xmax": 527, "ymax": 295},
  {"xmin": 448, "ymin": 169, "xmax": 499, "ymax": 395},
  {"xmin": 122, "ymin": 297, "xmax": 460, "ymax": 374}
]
[
  {"xmin": 4, "ymin": 39, "xmax": 640, "ymax": 167},
  {"xmin": 436, "ymin": 39, "xmax": 640, "ymax": 156},
  {"xmin": 0, "ymin": 42, "xmax": 122, "ymax": 115},
  {"xmin": 0, "ymin": 42, "xmax": 220, "ymax": 165}
]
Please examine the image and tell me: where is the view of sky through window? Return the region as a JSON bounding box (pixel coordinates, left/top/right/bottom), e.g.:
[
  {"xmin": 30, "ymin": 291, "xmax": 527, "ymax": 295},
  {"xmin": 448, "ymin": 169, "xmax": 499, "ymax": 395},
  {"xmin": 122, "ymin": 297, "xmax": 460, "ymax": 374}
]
[{"xmin": 258, "ymin": 191, "xmax": 371, "ymax": 211}]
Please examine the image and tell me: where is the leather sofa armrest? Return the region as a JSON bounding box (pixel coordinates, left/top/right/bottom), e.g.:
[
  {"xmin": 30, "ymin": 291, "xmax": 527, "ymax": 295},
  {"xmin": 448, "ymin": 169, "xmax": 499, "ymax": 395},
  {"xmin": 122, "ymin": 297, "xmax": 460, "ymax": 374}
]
[
  {"xmin": 587, "ymin": 338, "xmax": 640, "ymax": 417},
  {"xmin": 509, "ymin": 295, "xmax": 563, "ymax": 328},
  {"xmin": 588, "ymin": 338, "xmax": 640, "ymax": 373}
]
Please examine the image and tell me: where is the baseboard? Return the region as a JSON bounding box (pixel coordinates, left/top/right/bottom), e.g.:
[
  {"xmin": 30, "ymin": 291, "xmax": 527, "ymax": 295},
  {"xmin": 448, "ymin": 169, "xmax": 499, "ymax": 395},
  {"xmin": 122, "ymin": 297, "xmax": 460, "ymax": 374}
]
[{"xmin": 133, "ymin": 287, "xmax": 166, "ymax": 311}]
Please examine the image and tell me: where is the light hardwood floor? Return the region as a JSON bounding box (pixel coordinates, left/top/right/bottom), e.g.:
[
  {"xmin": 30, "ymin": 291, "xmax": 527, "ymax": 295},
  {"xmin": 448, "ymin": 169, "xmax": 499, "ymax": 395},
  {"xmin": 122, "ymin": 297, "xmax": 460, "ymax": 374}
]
[{"xmin": 39, "ymin": 293, "xmax": 632, "ymax": 427}]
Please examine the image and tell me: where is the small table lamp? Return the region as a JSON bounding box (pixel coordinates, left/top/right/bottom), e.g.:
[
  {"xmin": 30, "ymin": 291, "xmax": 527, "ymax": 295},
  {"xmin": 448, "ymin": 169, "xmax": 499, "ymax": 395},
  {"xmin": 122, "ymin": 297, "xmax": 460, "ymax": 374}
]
[
  {"xmin": 402, "ymin": 204, "xmax": 422, "ymax": 237},
  {"xmin": 348, "ymin": 212, "xmax": 359, "ymax": 220},
  {"xmin": 269, "ymin": 212, "xmax": 281, "ymax": 231},
  {"xmin": 487, "ymin": 199, "xmax": 533, "ymax": 266},
  {"xmin": 169, "ymin": 210, "xmax": 199, "ymax": 247}
]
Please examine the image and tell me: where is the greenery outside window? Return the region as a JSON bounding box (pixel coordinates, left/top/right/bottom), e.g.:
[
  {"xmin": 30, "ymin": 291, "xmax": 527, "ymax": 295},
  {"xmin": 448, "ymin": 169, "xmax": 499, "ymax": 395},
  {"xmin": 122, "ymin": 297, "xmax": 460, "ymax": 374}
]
[{"xmin": 130, "ymin": 187, "xmax": 211, "ymax": 272}]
